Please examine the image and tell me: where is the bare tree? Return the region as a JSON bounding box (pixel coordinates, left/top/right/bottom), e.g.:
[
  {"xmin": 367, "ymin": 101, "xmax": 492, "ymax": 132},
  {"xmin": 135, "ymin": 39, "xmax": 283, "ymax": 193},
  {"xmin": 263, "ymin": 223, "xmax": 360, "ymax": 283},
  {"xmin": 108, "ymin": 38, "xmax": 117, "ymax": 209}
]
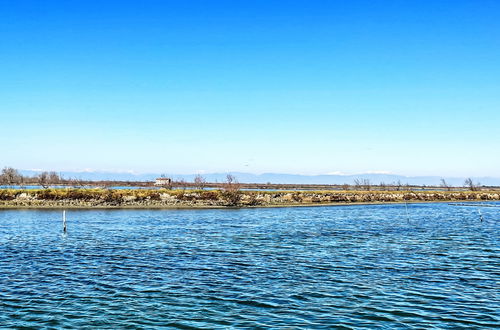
[
  {"xmin": 440, "ymin": 178, "xmax": 452, "ymax": 191},
  {"xmin": 194, "ymin": 174, "xmax": 207, "ymax": 190},
  {"xmin": 224, "ymin": 174, "xmax": 240, "ymax": 191},
  {"xmin": 48, "ymin": 171, "xmax": 60, "ymax": 185},
  {"xmin": 341, "ymin": 183, "xmax": 350, "ymax": 191},
  {"xmin": 37, "ymin": 171, "xmax": 61, "ymax": 188},
  {"xmin": 37, "ymin": 172, "xmax": 50, "ymax": 188},
  {"xmin": 464, "ymin": 178, "xmax": 481, "ymax": 191},
  {"xmin": 395, "ymin": 180, "xmax": 403, "ymax": 191},
  {"xmin": 1, "ymin": 167, "xmax": 22, "ymax": 186},
  {"xmin": 70, "ymin": 177, "xmax": 87, "ymax": 188},
  {"xmin": 222, "ymin": 174, "xmax": 241, "ymax": 205},
  {"xmin": 19, "ymin": 174, "xmax": 26, "ymax": 188},
  {"xmin": 354, "ymin": 178, "xmax": 371, "ymax": 191}
]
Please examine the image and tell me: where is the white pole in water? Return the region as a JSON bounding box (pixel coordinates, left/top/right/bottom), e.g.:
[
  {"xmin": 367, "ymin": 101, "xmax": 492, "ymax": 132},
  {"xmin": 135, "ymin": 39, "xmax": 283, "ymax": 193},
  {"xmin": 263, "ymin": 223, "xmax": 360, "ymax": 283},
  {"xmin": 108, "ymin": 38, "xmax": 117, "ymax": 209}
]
[
  {"xmin": 63, "ymin": 210, "xmax": 67, "ymax": 233},
  {"xmin": 478, "ymin": 209, "xmax": 483, "ymax": 222}
]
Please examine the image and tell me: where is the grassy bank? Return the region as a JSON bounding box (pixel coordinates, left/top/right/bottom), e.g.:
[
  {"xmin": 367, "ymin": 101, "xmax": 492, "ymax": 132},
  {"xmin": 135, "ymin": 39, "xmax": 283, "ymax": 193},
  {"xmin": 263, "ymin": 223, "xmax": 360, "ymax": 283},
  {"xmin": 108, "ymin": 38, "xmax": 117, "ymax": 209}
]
[{"xmin": 0, "ymin": 188, "xmax": 499, "ymax": 209}]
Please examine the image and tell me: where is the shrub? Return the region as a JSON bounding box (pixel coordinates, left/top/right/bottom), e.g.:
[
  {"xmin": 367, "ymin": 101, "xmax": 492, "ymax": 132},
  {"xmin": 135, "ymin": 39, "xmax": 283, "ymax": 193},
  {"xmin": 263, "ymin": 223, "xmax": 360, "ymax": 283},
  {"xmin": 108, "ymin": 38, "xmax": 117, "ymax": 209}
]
[
  {"xmin": 0, "ymin": 189, "xmax": 16, "ymax": 200},
  {"xmin": 199, "ymin": 191, "xmax": 219, "ymax": 200},
  {"xmin": 221, "ymin": 190, "xmax": 241, "ymax": 206}
]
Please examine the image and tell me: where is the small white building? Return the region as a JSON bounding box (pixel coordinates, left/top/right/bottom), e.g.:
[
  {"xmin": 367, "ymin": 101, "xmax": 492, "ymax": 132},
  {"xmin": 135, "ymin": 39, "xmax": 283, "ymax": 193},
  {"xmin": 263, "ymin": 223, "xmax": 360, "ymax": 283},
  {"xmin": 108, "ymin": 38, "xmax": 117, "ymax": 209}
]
[{"xmin": 155, "ymin": 178, "xmax": 172, "ymax": 186}]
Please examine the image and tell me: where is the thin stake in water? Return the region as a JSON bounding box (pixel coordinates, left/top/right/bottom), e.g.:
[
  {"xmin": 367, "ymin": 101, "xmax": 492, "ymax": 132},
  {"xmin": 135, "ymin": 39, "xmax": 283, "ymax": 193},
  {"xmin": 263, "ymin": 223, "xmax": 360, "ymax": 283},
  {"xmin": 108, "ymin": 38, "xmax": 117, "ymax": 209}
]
[
  {"xmin": 62, "ymin": 210, "xmax": 67, "ymax": 233},
  {"xmin": 478, "ymin": 209, "xmax": 483, "ymax": 222}
]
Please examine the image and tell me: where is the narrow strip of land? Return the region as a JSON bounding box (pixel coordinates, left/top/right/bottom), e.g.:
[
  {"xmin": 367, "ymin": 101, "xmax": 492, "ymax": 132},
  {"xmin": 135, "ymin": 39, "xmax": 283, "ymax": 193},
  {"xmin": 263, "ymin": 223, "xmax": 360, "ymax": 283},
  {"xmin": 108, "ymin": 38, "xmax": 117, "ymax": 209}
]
[{"xmin": 1, "ymin": 188, "xmax": 499, "ymax": 209}]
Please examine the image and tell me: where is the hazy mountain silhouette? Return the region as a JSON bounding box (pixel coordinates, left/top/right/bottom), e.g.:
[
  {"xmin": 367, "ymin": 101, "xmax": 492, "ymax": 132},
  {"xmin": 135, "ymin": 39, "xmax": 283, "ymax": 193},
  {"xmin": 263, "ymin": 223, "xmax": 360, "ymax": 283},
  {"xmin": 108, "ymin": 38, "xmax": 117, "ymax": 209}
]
[{"xmin": 20, "ymin": 170, "xmax": 500, "ymax": 186}]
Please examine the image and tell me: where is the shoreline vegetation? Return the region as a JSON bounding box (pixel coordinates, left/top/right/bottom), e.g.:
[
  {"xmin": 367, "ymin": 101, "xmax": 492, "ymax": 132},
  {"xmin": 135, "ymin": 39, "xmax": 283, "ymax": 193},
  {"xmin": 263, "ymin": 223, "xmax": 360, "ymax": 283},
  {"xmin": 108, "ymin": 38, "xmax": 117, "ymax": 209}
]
[
  {"xmin": 1, "ymin": 188, "xmax": 499, "ymax": 209},
  {"xmin": 1, "ymin": 167, "xmax": 498, "ymax": 209}
]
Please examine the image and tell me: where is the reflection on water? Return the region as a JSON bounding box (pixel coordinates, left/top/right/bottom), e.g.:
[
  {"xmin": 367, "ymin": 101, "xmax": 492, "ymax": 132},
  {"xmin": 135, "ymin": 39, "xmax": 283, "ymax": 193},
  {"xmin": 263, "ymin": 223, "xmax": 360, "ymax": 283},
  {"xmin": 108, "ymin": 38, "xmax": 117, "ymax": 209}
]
[{"xmin": 0, "ymin": 203, "xmax": 499, "ymax": 328}]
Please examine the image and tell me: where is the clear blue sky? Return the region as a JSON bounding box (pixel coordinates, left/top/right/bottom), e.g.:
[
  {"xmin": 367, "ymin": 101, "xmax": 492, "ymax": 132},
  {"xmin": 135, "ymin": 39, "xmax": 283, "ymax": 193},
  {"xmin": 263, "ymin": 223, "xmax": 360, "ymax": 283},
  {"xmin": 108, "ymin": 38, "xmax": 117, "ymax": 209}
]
[{"xmin": 1, "ymin": 0, "xmax": 499, "ymax": 176}]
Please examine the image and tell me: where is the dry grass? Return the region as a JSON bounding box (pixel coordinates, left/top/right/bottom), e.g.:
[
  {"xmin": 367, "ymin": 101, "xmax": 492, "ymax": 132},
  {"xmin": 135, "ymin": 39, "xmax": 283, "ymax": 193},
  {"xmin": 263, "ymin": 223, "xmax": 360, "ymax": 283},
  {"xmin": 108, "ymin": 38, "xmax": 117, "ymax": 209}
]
[{"xmin": 0, "ymin": 188, "xmax": 498, "ymax": 206}]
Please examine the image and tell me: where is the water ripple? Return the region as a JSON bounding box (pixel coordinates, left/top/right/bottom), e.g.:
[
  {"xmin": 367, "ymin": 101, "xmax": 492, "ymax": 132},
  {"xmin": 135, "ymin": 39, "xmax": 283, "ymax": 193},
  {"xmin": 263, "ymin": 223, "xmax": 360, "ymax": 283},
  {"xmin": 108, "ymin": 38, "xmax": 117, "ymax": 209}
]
[{"xmin": 0, "ymin": 203, "xmax": 499, "ymax": 328}]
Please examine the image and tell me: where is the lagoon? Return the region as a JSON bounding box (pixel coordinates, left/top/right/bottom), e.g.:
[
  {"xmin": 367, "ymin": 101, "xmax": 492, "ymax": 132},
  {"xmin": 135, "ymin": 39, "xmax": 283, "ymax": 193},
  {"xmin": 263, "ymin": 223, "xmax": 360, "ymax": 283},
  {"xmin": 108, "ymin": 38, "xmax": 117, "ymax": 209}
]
[{"xmin": 0, "ymin": 203, "xmax": 498, "ymax": 328}]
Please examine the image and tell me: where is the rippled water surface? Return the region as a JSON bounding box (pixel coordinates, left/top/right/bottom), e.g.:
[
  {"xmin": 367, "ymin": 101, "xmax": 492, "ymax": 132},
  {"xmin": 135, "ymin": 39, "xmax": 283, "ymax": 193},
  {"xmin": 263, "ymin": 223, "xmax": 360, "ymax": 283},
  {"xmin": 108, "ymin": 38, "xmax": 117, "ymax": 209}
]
[{"xmin": 1, "ymin": 203, "xmax": 499, "ymax": 328}]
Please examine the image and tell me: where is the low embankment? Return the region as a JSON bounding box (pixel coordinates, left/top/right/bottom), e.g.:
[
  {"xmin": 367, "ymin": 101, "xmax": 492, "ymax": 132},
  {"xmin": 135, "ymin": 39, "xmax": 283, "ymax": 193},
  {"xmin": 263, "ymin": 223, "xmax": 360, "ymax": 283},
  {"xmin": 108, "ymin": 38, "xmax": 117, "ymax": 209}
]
[{"xmin": 0, "ymin": 188, "xmax": 499, "ymax": 209}]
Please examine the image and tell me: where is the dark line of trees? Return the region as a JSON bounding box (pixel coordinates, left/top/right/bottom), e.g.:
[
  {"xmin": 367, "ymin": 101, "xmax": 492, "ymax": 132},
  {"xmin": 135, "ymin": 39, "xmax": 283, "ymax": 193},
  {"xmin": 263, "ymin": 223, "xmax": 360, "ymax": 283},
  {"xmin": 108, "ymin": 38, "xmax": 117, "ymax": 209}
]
[
  {"xmin": 0, "ymin": 167, "xmax": 487, "ymax": 192},
  {"xmin": 0, "ymin": 167, "xmax": 87, "ymax": 188},
  {"xmin": 0, "ymin": 167, "xmax": 64, "ymax": 187}
]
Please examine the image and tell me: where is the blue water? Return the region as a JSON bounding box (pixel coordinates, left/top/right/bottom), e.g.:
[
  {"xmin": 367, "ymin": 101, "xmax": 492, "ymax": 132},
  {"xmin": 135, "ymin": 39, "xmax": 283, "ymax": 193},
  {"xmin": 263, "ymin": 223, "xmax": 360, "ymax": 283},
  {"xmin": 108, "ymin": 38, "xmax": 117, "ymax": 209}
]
[{"xmin": 1, "ymin": 203, "xmax": 499, "ymax": 328}]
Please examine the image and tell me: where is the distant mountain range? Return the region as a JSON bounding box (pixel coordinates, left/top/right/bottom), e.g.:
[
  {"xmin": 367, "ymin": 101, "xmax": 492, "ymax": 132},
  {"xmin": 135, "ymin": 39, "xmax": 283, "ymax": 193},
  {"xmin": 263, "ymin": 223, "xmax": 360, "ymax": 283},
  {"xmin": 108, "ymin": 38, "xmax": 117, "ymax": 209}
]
[{"xmin": 20, "ymin": 170, "xmax": 500, "ymax": 186}]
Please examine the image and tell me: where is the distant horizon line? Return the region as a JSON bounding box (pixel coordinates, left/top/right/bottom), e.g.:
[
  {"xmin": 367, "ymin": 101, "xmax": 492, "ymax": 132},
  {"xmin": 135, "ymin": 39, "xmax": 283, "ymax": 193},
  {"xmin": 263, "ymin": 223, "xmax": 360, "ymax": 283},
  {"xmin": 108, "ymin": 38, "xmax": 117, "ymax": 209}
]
[{"xmin": 16, "ymin": 168, "xmax": 500, "ymax": 179}]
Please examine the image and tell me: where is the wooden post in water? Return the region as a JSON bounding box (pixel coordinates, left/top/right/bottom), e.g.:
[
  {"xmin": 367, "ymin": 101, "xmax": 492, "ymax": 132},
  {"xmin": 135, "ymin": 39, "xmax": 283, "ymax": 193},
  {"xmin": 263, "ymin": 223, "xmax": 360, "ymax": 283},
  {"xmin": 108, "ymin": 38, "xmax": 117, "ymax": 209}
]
[{"xmin": 63, "ymin": 210, "xmax": 67, "ymax": 233}]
